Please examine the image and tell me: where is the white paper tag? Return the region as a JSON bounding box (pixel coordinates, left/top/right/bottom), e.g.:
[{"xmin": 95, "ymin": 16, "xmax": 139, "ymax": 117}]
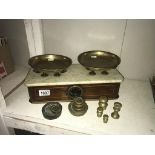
[{"xmin": 39, "ymin": 90, "xmax": 50, "ymax": 96}]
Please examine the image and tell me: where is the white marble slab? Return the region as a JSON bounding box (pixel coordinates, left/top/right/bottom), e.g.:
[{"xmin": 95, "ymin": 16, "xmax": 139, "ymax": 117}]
[{"xmin": 24, "ymin": 64, "xmax": 124, "ymax": 87}]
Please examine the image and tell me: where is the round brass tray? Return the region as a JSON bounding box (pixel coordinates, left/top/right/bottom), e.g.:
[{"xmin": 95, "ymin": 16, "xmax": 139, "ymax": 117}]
[
  {"xmin": 28, "ymin": 54, "xmax": 72, "ymax": 76},
  {"xmin": 78, "ymin": 50, "xmax": 120, "ymax": 75}
]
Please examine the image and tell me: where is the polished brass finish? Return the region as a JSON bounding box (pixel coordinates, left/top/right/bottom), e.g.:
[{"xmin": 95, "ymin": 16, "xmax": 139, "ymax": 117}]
[
  {"xmin": 111, "ymin": 102, "xmax": 122, "ymax": 119},
  {"xmin": 103, "ymin": 114, "xmax": 109, "ymax": 123},
  {"xmin": 99, "ymin": 96, "xmax": 108, "ymax": 103},
  {"xmin": 78, "ymin": 50, "xmax": 121, "ymax": 73},
  {"xmin": 67, "ymin": 85, "xmax": 83, "ymax": 99},
  {"xmin": 68, "ymin": 97, "xmax": 88, "ymax": 116},
  {"xmin": 99, "ymin": 102, "xmax": 108, "ymax": 110},
  {"xmin": 28, "ymin": 54, "xmax": 72, "ymax": 74},
  {"xmin": 97, "ymin": 107, "xmax": 103, "ymax": 117},
  {"xmin": 98, "ymin": 96, "xmax": 108, "ymax": 110},
  {"xmin": 111, "ymin": 109, "xmax": 120, "ymax": 119}
]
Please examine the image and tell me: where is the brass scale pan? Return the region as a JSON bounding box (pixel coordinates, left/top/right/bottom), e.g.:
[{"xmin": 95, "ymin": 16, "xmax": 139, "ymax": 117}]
[
  {"xmin": 78, "ymin": 50, "xmax": 120, "ymax": 75},
  {"xmin": 28, "ymin": 54, "xmax": 72, "ymax": 76},
  {"xmin": 28, "ymin": 51, "xmax": 120, "ymax": 76}
]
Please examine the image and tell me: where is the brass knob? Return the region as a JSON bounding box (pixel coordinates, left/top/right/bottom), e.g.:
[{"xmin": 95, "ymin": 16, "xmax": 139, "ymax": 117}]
[
  {"xmin": 97, "ymin": 107, "xmax": 103, "ymax": 117},
  {"xmin": 103, "ymin": 114, "xmax": 109, "ymax": 123},
  {"xmin": 99, "ymin": 96, "xmax": 108, "ymax": 103}
]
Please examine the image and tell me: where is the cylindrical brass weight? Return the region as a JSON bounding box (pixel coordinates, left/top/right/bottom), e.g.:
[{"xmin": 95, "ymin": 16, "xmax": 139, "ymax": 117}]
[
  {"xmin": 111, "ymin": 102, "xmax": 122, "ymax": 119},
  {"xmin": 103, "ymin": 114, "xmax": 109, "ymax": 123}
]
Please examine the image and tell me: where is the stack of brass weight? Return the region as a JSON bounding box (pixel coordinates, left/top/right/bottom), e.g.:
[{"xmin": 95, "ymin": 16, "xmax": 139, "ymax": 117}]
[{"xmin": 68, "ymin": 97, "xmax": 88, "ymax": 116}]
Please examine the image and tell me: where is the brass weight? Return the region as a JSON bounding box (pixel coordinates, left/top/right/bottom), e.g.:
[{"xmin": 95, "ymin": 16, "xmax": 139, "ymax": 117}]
[
  {"xmin": 98, "ymin": 96, "xmax": 108, "ymax": 110},
  {"xmin": 103, "ymin": 114, "xmax": 109, "ymax": 123},
  {"xmin": 68, "ymin": 97, "xmax": 88, "ymax": 116},
  {"xmin": 97, "ymin": 96, "xmax": 108, "ymax": 118},
  {"xmin": 111, "ymin": 102, "xmax": 122, "ymax": 119},
  {"xmin": 97, "ymin": 107, "xmax": 103, "ymax": 117}
]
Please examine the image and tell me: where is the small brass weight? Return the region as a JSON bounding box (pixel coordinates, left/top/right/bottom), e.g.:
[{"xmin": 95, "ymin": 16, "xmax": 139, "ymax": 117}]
[
  {"xmin": 111, "ymin": 102, "xmax": 122, "ymax": 119},
  {"xmin": 97, "ymin": 96, "xmax": 108, "ymax": 118},
  {"xmin": 98, "ymin": 96, "xmax": 108, "ymax": 109},
  {"xmin": 68, "ymin": 97, "xmax": 88, "ymax": 116},
  {"xmin": 97, "ymin": 107, "xmax": 103, "ymax": 117},
  {"xmin": 103, "ymin": 114, "xmax": 109, "ymax": 123}
]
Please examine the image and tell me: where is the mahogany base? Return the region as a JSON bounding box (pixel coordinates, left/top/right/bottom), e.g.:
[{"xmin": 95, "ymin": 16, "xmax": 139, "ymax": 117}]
[{"xmin": 28, "ymin": 83, "xmax": 121, "ymax": 103}]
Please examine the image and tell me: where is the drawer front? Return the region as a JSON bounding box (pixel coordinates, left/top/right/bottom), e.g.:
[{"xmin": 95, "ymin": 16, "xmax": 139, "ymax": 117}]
[{"xmin": 28, "ymin": 83, "xmax": 120, "ymax": 103}]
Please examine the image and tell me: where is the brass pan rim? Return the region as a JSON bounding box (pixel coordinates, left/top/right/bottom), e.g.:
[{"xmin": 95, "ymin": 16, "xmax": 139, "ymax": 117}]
[
  {"xmin": 28, "ymin": 54, "xmax": 72, "ymax": 72},
  {"xmin": 78, "ymin": 50, "xmax": 121, "ymax": 71}
]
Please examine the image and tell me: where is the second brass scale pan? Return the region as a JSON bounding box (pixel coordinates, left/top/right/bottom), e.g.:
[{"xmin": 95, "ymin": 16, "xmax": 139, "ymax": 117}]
[{"xmin": 78, "ymin": 50, "xmax": 120, "ymax": 75}]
